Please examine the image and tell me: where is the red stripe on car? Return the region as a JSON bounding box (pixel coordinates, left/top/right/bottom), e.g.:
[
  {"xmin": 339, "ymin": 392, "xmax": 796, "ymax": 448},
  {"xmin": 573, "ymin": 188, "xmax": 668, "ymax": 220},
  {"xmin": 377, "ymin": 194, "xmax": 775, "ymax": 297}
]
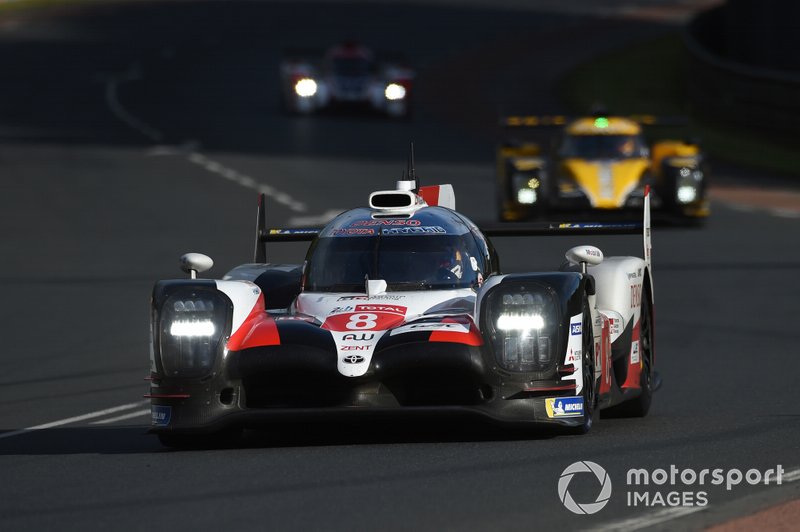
[{"xmin": 226, "ymin": 297, "xmax": 280, "ymax": 350}]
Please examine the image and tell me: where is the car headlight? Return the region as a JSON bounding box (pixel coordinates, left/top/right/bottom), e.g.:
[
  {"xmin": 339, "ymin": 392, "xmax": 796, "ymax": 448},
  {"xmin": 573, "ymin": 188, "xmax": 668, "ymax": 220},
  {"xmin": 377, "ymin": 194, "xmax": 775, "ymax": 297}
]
[
  {"xmin": 384, "ymin": 83, "xmax": 406, "ymax": 101},
  {"xmin": 294, "ymin": 77, "xmax": 318, "ymax": 98},
  {"xmin": 157, "ymin": 289, "xmax": 230, "ymax": 378},
  {"xmin": 676, "ymin": 166, "xmax": 703, "ymax": 204},
  {"xmin": 513, "ymin": 173, "xmax": 541, "ymax": 205},
  {"xmin": 483, "ymin": 284, "xmax": 560, "ymax": 372}
]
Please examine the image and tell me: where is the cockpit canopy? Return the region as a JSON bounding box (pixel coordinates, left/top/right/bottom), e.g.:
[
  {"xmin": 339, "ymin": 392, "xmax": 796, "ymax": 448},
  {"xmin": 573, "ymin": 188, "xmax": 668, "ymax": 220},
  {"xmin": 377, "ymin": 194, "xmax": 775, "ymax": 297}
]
[
  {"xmin": 304, "ymin": 207, "xmax": 486, "ymax": 292},
  {"xmin": 558, "ymin": 133, "xmax": 649, "ymax": 160}
]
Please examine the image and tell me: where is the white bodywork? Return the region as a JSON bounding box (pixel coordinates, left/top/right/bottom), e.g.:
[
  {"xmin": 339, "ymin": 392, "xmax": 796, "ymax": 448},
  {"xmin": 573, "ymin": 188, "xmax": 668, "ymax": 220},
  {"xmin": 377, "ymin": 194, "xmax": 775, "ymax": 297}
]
[{"xmin": 296, "ymin": 289, "xmax": 476, "ymax": 377}]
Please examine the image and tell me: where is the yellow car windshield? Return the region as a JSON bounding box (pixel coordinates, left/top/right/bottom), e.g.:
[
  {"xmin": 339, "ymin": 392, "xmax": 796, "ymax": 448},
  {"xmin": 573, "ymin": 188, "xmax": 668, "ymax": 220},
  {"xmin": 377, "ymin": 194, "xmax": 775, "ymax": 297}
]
[{"xmin": 559, "ymin": 134, "xmax": 646, "ymax": 160}]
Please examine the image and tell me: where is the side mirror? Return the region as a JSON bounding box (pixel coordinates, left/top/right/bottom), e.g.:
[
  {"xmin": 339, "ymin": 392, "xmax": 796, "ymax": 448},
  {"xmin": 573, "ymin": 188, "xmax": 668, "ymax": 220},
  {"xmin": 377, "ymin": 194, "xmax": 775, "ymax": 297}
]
[
  {"xmin": 179, "ymin": 253, "xmax": 214, "ymax": 279},
  {"xmin": 565, "ymin": 245, "xmax": 603, "ymax": 274}
]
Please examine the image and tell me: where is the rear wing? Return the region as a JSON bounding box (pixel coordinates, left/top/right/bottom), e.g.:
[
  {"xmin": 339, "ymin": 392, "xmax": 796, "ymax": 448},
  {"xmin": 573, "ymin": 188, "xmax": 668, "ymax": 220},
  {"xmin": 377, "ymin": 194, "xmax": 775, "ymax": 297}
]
[
  {"xmin": 254, "ymin": 188, "xmax": 653, "ymax": 273},
  {"xmin": 254, "ymin": 194, "xmax": 319, "ymax": 262},
  {"xmin": 482, "ymin": 187, "xmax": 653, "ymax": 271}
]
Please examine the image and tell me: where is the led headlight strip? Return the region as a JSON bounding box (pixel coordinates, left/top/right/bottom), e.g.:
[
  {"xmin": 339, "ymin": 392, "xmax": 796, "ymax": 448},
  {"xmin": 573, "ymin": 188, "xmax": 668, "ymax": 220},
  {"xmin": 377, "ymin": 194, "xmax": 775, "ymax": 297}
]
[
  {"xmin": 158, "ymin": 289, "xmax": 230, "ymax": 378},
  {"xmin": 485, "ymin": 285, "xmax": 560, "ymax": 372}
]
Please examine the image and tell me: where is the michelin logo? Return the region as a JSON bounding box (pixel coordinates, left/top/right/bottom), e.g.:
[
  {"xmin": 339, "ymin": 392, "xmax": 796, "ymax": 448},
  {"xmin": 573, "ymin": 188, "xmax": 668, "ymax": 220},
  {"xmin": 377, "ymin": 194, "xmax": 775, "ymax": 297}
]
[
  {"xmin": 545, "ymin": 397, "xmax": 584, "ymax": 418},
  {"xmin": 571, "ymin": 323, "xmax": 582, "ymax": 335}
]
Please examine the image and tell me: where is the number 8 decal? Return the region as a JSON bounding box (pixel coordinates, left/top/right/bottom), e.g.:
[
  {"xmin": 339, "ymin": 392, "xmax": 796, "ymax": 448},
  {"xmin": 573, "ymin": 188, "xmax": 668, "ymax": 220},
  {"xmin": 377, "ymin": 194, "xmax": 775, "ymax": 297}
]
[{"xmin": 346, "ymin": 313, "xmax": 378, "ymax": 330}]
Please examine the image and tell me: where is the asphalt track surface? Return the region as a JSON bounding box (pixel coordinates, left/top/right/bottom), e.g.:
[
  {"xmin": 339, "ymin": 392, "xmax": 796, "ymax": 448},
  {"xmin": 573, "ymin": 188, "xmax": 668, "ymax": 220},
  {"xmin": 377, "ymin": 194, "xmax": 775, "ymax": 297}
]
[{"xmin": 1, "ymin": 1, "xmax": 798, "ymax": 530}]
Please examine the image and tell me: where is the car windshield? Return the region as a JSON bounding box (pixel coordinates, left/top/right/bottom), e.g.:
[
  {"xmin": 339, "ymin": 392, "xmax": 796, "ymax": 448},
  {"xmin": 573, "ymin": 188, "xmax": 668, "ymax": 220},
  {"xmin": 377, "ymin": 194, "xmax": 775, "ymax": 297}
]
[
  {"xmin": 559, "ymin": 134, "xmax": 646, "ymax": 159},
  {"xmin": 305, "ymin": 233, "xmax": 482, "ymax": 292},
  {"xmin": 332, "ymin": 57, "xmax": 374, "ymax": 76}
]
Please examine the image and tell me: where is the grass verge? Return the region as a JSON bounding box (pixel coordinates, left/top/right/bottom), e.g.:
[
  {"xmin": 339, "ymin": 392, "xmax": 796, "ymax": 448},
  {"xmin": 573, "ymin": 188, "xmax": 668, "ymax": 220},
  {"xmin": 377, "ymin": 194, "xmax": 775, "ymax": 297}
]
[{"xmin": 559, "ymin": 32, "xmax": 800, "ymax": 177}]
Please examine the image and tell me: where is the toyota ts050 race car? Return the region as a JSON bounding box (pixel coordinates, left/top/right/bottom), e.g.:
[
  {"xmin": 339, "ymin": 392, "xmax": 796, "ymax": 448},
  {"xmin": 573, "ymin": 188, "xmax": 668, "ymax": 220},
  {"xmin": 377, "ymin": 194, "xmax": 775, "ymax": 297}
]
[
  {"xmin": 148, "ymin": 158, "xmax": 658, "ymax": 447},
  {"xmin": 279, "ymin": 41, "xmax": 413, "ymax": 118},
  {"xmin": 497, "ymin": 113, "xmax": 709, "ymax": 222}
]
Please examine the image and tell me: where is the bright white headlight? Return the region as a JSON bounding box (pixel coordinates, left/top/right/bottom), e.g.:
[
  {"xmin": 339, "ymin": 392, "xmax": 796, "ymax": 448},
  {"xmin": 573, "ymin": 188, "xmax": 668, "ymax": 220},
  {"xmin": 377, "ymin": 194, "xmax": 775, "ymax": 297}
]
[
  {"xmin": 170, "ymin": 320, "xmax": 216, "ymax": 337},
  {"xmin": 384, "ymin": 83, "xmax": 406, "ymax": 101},
  {"xmin": 677, "ymin": 185, "xmax": 697, "ymax": 204},
  {"xmin": 497, "ymin": 313, "xmax": 545, "ymax": 331},
  {"xmin": 294, "ymin": 78, "xmax": 318, "ymax": 98},
  {"xmin": 517, "ymin": 188, "xmax": 537, "ymax": 204}
]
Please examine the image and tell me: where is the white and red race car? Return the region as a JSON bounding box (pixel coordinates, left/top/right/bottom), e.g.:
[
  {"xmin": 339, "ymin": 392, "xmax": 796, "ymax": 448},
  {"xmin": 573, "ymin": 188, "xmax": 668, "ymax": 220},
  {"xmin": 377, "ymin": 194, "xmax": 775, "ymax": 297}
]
[
  {"xmin": 279, "ymin": 41, "xmax": 413, "ymax": 118},
  {"xmin": 148, "ymin": 160, "xmax": 657, "ymax": 447}
]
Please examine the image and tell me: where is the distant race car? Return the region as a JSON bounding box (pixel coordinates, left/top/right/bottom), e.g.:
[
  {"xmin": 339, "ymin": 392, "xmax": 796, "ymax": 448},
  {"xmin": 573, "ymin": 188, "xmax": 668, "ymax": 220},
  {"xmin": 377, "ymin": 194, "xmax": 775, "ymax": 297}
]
[
  {"xmin": 279, "ymin": 41, "xmax": 413, "ymax": 118},
  {"xmin": 148, "ymin": 151, "xmax": 658, "ymax": 447},
  {"xmin": 496, "ymin": 113, "xmax": 710, "ymax": 222}
]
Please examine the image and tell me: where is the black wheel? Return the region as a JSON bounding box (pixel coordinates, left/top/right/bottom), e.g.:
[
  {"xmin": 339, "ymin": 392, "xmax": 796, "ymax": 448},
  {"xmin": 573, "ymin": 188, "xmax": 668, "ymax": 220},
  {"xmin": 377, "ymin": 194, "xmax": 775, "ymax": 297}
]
[
  {"xmin": 604, "ymin": 287, "xmax": 653, "ymax": 418},
  {"xmin": 568, "ymin": 300, "xmax": 599, "ymax": 434}
]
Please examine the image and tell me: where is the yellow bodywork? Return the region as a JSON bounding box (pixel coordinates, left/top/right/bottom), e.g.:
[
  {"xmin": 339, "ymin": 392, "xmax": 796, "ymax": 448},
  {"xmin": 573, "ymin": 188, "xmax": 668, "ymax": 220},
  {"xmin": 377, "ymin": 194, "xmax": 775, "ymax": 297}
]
[
  {"xmin": 651, "ymin": 140, "xmax": 700, "ymax": 176},
  {"xmin": 561, "ymin": 158, "xmax": 650, "ymax": 208}
]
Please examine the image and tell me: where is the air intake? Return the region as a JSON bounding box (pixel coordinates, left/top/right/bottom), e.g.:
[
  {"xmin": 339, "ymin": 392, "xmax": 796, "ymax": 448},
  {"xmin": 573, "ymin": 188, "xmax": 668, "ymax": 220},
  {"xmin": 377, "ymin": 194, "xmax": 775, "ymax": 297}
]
[{"xmin": 369, "ymin": 190, "xmax": 417, "ymax": 210}]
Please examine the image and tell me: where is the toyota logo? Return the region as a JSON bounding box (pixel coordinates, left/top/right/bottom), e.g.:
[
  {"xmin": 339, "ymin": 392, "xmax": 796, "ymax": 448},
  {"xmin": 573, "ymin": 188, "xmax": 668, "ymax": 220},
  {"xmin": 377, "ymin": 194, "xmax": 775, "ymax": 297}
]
[{"xmin": 342, "ymin": 355, "xmax": 365, "ymax": 364}]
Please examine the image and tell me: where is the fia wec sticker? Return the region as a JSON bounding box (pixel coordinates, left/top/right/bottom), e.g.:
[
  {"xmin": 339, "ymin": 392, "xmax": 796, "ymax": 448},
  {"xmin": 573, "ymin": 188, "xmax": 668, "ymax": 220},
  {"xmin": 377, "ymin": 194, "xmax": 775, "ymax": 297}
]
[{"xmin": 631, "ymin": 341, "xmax": 640, "ymax": 364}]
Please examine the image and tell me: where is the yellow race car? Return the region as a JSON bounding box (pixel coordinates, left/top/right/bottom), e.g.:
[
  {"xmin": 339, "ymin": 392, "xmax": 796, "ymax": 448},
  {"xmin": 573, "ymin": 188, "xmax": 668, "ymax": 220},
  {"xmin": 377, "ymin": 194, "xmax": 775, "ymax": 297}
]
[{"xmin": 497, "ymin": 114, "xmax": 709, "ymax": 222}]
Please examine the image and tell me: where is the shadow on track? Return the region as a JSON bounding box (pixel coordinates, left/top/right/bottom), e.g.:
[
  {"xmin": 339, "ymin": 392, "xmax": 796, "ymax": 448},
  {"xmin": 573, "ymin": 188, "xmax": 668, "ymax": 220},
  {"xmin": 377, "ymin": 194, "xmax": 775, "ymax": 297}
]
[{"xmin": 0, "ymin": 418, "xmax": 557, "ymax": 455}]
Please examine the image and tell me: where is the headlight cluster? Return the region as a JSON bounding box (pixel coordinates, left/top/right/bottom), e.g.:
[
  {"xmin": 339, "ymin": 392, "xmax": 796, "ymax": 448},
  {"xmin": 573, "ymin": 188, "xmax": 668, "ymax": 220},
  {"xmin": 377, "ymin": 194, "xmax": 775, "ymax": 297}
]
[
  {"xmin": 513, "ymin": 173, "xmax": 541, "ymax": 205},
  {"xmin": 294, "ymin": 77, "xmax": 318, "ymax": 98},
  {"xmin": 484, "ymin": 285, "xmax": 560, "ymax": 372},
  {"xmin": 384, "ymin": 83, "xmax": 406, "ymax": 101},
  {"xmin": 158, "ymin": 289, "xmax": 230, "ymax": 378},
  {"xmin": 676, "ymin": 166, "xmax": 703, "ymax": 204}
]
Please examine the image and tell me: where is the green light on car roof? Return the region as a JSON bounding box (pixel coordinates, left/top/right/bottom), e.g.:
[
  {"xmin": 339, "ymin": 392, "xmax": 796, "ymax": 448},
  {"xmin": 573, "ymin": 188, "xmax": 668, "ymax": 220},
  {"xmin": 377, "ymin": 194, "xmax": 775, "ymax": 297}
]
[{"xmin": 594, "ymin": 117, "xmax": 609, "ymax": 128}]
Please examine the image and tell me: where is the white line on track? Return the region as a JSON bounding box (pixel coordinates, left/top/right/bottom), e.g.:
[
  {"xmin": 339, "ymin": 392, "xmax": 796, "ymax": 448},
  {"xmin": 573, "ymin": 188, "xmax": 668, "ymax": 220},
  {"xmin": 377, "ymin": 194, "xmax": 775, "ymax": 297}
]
[
  {"xmin": 781, "ymin": 467, "xmax": 800, "ymax": 483},
  {"xmin": 588, "ymin": 466, "xmax": 800, "ymax": 532},
  {"xmin": 90, "ymin": 408, "xmax": 151, "ymax": 425},
  {"xmin": 104, "ymin": 64, "xmax": 307, "ymax": 214},
  {"xmin": 0, "ymin": 401, "xmax": 148, "ymax": 440},
  {"xmin": 104, "ymin": 66, "xmax": 164, "ymax": 143},
  {"xmin": 588, "ymin": 506, "xmax": 706, "ymax": 532},
  {"xmin": 185, "ymin": 152, "xmax": 306, "ymax": 212},
  {"xmin": 288, "ymin": 209, "xmax": 344, "ymax": 226}
]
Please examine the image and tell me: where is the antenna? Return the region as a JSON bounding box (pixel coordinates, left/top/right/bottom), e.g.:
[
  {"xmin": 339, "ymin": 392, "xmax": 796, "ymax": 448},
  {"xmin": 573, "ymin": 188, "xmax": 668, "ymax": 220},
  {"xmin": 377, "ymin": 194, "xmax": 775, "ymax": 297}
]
[{"xmin": 407, "ymin": 142, "xmax": 419, "ymax": 192}]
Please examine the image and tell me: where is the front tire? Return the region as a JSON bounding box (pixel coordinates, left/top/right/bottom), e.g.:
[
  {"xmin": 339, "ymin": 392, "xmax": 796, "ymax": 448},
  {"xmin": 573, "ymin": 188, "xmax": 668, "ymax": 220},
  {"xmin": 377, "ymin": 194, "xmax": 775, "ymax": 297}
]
[{"xmin": 569, "ymin": 300, "xmax": 599, "ymax": 434}]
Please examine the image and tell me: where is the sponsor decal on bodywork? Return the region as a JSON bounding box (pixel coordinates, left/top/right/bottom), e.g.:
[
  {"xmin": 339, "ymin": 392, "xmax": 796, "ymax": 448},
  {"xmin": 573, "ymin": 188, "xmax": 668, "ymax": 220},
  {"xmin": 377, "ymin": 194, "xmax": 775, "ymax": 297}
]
[
  {"xmin": 382, "ymin": 226, "xmax": 446, "ymax": 235},
  {"xmin": 351, "ymin": 219, "xmax": 421, "ymax": 226},
  {"xmin": 563, "ymin": 313, "xmax": 584, "ymax": 394},
  {"xmin": 545, "ymin": 397, "xmax": 584, "ymax": 418},
  {"xmin": 390, "ymin": 322, "xmax": 469, "ymax": 335},
  {"xmin": 151, "ymin": 405, "xmax": 172, "ymax": 426}
]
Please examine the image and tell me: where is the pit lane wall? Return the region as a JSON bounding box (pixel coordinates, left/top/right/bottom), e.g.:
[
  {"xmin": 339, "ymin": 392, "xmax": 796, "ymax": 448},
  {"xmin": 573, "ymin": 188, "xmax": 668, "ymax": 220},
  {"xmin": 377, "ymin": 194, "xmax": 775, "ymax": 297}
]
[{"xmin": 683, "ymin": 2, "xmax": 800, "ymax": 135}]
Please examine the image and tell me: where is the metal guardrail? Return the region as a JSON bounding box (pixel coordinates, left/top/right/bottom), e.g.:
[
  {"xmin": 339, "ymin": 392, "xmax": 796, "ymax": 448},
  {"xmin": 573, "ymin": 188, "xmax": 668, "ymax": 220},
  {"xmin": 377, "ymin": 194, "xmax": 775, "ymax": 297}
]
[{"xmin": 682, "ymin": 5, "xmax": 800, "ymax": 135}]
